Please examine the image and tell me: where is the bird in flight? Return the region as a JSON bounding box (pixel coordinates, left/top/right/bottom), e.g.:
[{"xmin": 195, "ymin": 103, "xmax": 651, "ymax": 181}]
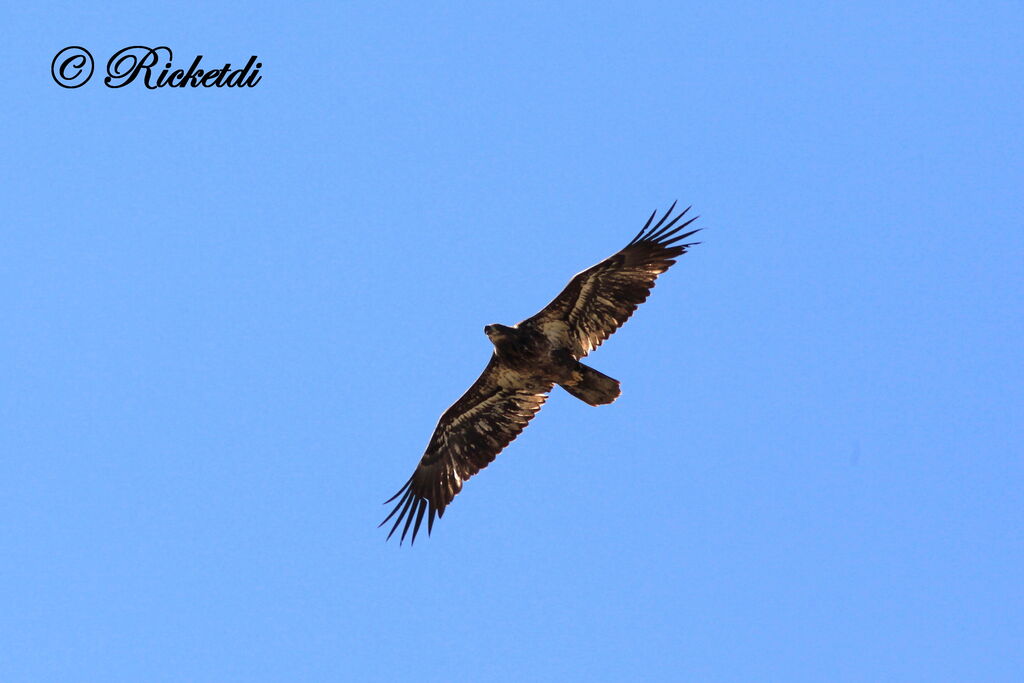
[{"xmin": 381, "ymin": 202, "xmax": 701, "ymax": 543}]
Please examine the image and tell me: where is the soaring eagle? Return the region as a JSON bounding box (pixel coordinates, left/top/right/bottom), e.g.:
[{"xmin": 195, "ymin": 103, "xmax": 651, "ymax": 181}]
[{"xmin": 381, "ymin": 202, "xmax": 700, "ymax": 543}]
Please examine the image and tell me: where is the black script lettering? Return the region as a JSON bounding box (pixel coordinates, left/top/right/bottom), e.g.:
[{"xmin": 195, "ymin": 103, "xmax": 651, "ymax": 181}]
[
  {"xmin": 58, "ymin": 54, "xmax": 88, "ymax": 82},
  {"xmin": 201, "ymin": 68, "xmax": 223, "ymax": 87},
  {"xmin": 226, "ymin": 56, "xmax": 261, "ymax": 87},
  {"xmin": 174, "ymin": 56, "xmax": 204, "ymax": 87},
  {"xmin": 161, "ymin": 67, "xmax": 185, "ymax": 88},
  {"xmin": 104, "ymin": 46, "xmax": 172, "ymax": 88},
  {"xmin": 101, "ymin": 47, "xmax": 262, "ymax": 88}
]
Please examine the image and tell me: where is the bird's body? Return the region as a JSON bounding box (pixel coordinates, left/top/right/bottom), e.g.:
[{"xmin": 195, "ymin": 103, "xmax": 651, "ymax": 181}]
[
  {"xmin": 485, "ymin": 322, "xmax": 622, "ymax": 405},
  {"xmin": 382, "ymin": 202, "xmax": 701, "ymax": 543}
]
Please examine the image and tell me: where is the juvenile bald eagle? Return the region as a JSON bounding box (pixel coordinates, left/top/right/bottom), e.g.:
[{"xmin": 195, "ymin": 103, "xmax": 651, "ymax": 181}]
[{"xmin": 381, "ymin": 202, "xmax": 701, "ymax": 543}]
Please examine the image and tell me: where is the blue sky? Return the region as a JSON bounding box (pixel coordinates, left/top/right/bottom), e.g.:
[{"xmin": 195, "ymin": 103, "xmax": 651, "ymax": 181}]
[{"xmin": 4, "ymin": 2, "xmax": 1022, "ymax": 681}]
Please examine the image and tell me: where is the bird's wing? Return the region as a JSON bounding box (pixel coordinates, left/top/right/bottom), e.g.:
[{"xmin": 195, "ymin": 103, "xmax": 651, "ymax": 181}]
[
  {"xmin": 527, "ymin": 202, "xmax": 699, "ymax": 358},
  {"xmin": 381, "ymin": 355, "xmax": 553, "ymax": 544}
]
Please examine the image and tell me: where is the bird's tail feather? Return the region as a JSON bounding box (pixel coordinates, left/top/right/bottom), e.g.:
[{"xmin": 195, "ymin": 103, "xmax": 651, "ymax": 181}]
[{"xmin": 559, "ymin": 364, "xmax": 621, "ymax": 406}]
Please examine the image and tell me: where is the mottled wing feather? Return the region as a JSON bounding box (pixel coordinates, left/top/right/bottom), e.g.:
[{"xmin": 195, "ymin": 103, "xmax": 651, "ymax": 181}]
[
  {"xmin": 380, "ymin": 355, "xmax": 552, "ymax": 544},
  {"xmin": 528, "ymin": 202, "xmax": 700, "ymax": 357}
]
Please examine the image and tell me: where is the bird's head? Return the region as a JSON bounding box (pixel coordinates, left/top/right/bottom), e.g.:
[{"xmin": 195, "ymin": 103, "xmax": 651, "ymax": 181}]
[{"xmin": 484, "ymin": 323, "xmax": 514, "ymax": 344}]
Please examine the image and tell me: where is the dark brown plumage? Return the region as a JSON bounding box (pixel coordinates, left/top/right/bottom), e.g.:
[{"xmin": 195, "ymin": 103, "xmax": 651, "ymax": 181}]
[{"xmin": 381, "ymin": 202, "xmax": 700, "ymax": 543}]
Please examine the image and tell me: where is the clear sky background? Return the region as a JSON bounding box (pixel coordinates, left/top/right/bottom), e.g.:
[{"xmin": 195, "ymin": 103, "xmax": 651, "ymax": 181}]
[{"xmin": 4, "ymin": 2, "xmax": 1022, "ymax": 681}]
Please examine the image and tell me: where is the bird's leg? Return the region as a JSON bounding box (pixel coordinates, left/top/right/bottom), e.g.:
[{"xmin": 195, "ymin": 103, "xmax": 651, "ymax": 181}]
[{"xmin": 549, "ymin": 348, "xmax": 584, "ymax": 386}]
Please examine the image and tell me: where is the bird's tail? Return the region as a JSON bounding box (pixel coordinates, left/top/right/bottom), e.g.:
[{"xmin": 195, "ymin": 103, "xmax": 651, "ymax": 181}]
[{"xmin": 559, "ymin": 363, "xmax": 621, "ymax": 406}]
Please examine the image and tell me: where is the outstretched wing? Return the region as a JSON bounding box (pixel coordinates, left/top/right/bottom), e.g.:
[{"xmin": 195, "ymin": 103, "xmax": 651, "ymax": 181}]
[
  {"xmin": 381, "ymin": 355, "xmax": 552, "ymax": 544},
  {"xmin": 527, "ymin": 202, "xmax": 699, "ymax": 358}
]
